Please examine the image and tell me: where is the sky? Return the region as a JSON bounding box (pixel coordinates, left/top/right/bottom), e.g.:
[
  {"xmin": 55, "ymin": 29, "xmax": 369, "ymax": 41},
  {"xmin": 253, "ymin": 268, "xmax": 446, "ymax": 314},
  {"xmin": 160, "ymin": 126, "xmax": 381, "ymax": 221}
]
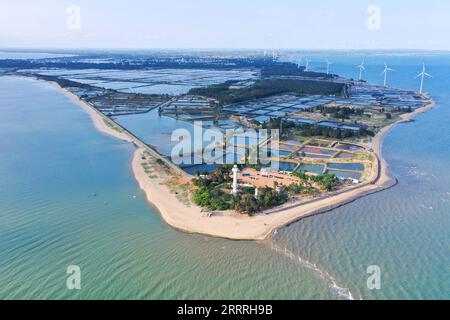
[{"xmin": 1, "ymin": 0, "xmax": 449, "ymax": 50}]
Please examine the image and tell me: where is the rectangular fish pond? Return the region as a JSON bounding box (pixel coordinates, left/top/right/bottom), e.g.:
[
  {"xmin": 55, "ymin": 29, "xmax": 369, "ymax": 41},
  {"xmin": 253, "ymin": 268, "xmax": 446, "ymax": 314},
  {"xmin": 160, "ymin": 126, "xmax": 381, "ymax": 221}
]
[
  {"xmin": 296, "ymin": 164, "xmax": 325, "ymax": 175},
  {"xmin": 327, "ymin": 163, "xmax": 365, "ymax": 171}
]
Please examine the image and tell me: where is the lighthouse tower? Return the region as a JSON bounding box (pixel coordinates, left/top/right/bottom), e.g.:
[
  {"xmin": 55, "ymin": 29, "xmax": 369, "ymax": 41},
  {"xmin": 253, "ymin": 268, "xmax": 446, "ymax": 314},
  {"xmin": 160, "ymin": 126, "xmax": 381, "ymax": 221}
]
[{"xmin": 231, "ymin": 165, "xmax": 239, "ymax": 196}]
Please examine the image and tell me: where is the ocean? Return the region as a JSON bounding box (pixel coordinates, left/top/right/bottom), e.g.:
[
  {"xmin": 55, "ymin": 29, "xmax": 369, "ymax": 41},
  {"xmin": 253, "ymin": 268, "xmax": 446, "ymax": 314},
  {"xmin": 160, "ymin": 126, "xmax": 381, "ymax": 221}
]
[{"xmin": 0, "ymin": 52, "xmax": 448, "ymax": 299}]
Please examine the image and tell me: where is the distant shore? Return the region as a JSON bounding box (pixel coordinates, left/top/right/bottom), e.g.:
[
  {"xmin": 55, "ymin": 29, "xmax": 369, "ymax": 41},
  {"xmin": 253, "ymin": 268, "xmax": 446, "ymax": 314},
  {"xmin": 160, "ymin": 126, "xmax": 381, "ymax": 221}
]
[{"xmin": 49, "ymin": 78, "xmax": 435, "ymax": 240}]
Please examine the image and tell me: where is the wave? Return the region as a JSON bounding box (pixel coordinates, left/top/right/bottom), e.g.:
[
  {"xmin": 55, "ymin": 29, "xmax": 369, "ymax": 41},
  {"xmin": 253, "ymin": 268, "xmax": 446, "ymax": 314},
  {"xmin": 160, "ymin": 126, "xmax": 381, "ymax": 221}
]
[{"xmin": 268, "ymin": 241, "xmax": 359, "ymax": 300}]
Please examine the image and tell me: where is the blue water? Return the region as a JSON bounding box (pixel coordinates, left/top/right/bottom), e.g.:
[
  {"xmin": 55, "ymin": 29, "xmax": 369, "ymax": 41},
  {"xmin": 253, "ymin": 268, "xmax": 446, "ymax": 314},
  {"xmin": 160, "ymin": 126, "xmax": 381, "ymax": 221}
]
[
  {"xmin": 327, "ymin": 163, "xmax": 364, "ymax": 171},
  {"xmin": 277, "ymin": 162, "xmax": 298, "ymax": 172},
  {"xmin": 116, "ymin": 110, "xmax": 195, "ymax": 157},
  {"xmin": 336, "ymin": 152, "xmax": 353, "ymax": 159},
  {"xmin": 1, "ymin": 51, "xmax": 449, "ymax": 299},
  {"xmin": 297, "ymin": 164, "xmax": 325, "ymax": 175},
  {"xmin": 335, "ymin": 143, "xmax": 363, "ymax": 151},
  {"xmin": 277, "ymin": 51, "xmax": 450, "ymax": 299},
  {"xmin": 327, "ymin": 170, "xmax": 361, "ymax": 180},
  {"xmin": 302, "ymin": 154, "xmax": 330, "ymax": 159},
  {"xmin": 183, "ymin": 163, "xmax": 217, "ymax": 175},
  {"xmin": 278, "ymin": 150, "xmax": 293, "ymax": 157},
  {"xmin": 0, "ymin": 76, "xmax": 339, "ymax": 299}
]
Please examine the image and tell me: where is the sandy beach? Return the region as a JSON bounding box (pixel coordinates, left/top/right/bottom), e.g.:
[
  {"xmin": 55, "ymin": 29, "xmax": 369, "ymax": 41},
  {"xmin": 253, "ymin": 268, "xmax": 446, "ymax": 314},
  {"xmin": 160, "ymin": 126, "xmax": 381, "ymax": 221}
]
[
  {"xmin": 54, "ymin": 84, "xmax": 135, "ymax": 143},
  {"xmin": 56, "ymin": 79, "xmax": 436, "ymax": 240}
]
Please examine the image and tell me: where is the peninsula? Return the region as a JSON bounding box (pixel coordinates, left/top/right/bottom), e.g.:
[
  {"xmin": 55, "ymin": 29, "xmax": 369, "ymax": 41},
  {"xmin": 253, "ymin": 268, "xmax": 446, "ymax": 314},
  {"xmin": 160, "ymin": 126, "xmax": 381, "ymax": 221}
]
[{"xmin": 9, "ymin": 53, "xmax": 434, "ymax": 240}]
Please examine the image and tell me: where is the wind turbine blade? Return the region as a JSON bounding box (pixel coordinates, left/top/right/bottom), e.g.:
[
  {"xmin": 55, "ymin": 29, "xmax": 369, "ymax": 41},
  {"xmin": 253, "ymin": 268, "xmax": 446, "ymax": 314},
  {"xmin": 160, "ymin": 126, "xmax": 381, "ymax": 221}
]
[{"xmin": 424, "ymin": 73, "xmax": 432, "ymax": 77}]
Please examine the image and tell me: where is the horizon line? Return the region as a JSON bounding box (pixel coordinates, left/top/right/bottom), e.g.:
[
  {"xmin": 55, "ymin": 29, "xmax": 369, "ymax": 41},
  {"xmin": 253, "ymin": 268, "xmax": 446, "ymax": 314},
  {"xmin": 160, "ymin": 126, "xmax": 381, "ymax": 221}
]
[{"xmin": 1, "ymin": 47, "xmax": 450, "ymax": 53}]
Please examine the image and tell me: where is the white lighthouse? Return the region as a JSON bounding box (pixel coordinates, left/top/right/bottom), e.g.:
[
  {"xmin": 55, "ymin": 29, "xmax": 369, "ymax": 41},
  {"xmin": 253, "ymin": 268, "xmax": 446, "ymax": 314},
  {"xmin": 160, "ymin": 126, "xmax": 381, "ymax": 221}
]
[
  {"xmin": 254, "ymin": 187, "xmax": 259, "ymax": 200},
  {"xmin": 231, "ymin": 165, "xmax": 239, "ymax": 196}
]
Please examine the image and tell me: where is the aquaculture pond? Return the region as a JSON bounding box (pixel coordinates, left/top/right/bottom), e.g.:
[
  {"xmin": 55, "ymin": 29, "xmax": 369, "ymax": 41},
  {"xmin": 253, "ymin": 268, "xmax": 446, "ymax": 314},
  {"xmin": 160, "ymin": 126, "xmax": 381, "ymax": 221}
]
[
  {"xmin": 276, "ymin": 162, "xmax": 298, "ymax": 172},
  {"xmin": 296, "ymin": 164, "xmax": 325, "ymax": 175},
  {"xmin": 336, "ymin": 152, "xmax": 354, "ymax": 159},
  {"xmin": 183, "ymin": 163, "xmax": 218, "ymax": 175},
  {"xmin": 173, "ymin": 154, "xmax": 205, "ymax": 166},
  {"xmin": 327, "ymin": 170, "xmax": 362, "ymax": 180},
  {"xmin": 300, "ymin": 147, "xmax": 336, "ymax": 155},
  {"xmin": 300, "ymin": 154, "xmax": 330, "ymax": 159},
  {"xmin": 285, "ymin": 140, "xmax": 303, "ymax": 145},
  {"xmin": 334, "ymin": 143, "xmax": 364, "ymax": 151},
  {"xmin": 327, "ymin": 163, "xmax": 365, "ymax": 171},
  {"xmin": 279, "ymin": 143, "xmax": 300, "ymax": 152},
  {"xmin": 180, "ymin": 152, "xmax": 245, "ymax": 174},
  {"xmin": 278, "ymin": 150, "xmax": 294, "ymax": 157}
]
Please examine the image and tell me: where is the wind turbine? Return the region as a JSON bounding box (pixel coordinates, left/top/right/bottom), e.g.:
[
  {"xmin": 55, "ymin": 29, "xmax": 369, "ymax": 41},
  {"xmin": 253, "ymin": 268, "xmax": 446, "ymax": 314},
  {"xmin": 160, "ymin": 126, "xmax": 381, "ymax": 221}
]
[
  {"xmin": 305, "ymin": 58, "xmax": 311, "ymax": 71},
  {"xmin": 416, "ymin": 63, "xmax": 432, "ymax": 94},
  {"xmin": 356, "ymin": 59, "xmax": 366, "ymax": 80},
  {"xmin": 381, "ymin": 62, "xmax": 394, "ymax": 86},
  {"xmin": 297, "ymin": 57, "xmax": 303, "ymax": 69},
  {"xmin": 326, "ymin": 59, "xmax": 332, "ymax": 75},
  {"xmin": 272, "ymin": 51, "xmax": 277, "ymax": 61}
]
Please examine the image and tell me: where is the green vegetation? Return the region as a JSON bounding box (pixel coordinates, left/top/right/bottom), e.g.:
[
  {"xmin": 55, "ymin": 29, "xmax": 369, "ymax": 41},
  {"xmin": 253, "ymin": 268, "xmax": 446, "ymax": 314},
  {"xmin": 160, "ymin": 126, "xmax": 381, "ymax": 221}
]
[
  {"xmin": 193, "ymin": 185, "xmax": 232, "ymax": 211},
  {"xmin": 188, "ymin": 79, "xmax": 348, "ymax": 104},
  {"xmin": 292, "ymin": 171, "xmax": 341, "ymax": 192},
  {"xmin": 103, "ymin": 118, "xmax": 123, "ymax": 133},
  {"xmin": 191, "ymin": 164, "xmax": 342, "ymax": 214},
  {"xmin": 259, "ymin": 117, "xmax": 374, "ymax": 139},
  {"xmin": 285, "ymin": 181, "xmax": 317, "ymax": 197},
  {"xmin": 310, "ymin": 173, "xmax": 341, "ymax": 192},
  {"xmin": 308, "ymin": 105, "xmax": 365, "ymax": 121},
  {"xmin": 35, "ymin": 74, "xmax": 93, "ymax": 89},
  {"xmin": 193, "ymin": 183, "xmax": 288, "ymax": 215},
  {"xmin": 290, "ymin": 124, "xmax": 374, "ymax": 139},
  {"xmin": 191, "ymin": 165, "xmax": 288, "ymax": 215},
  {"xmin": 261, "ymin": 117, "xmax": 295, "ymax": 130}
]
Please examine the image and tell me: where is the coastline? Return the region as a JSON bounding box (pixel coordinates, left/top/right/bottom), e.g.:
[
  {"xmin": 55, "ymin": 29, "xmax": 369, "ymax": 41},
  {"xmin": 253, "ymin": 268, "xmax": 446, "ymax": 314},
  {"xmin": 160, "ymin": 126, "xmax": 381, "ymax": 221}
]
[
  {"xmin": 370, "ymin": 95, "xmax": 436, "ymax": 184},
  {"xmin": 51, "ymin": 78, "xmax": 436, "ymax": 240},
  {"xmin": 52, "ymin": 83, "xmax": 135, "ymax": 143}
]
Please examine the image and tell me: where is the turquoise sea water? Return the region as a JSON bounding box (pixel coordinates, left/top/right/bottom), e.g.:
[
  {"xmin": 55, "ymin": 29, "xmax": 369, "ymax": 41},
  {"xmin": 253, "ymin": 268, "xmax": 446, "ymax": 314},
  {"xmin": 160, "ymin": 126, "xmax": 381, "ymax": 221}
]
[{"xmin": 0, "ymin": 52, "xmax": 449, "ymax": 299}]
